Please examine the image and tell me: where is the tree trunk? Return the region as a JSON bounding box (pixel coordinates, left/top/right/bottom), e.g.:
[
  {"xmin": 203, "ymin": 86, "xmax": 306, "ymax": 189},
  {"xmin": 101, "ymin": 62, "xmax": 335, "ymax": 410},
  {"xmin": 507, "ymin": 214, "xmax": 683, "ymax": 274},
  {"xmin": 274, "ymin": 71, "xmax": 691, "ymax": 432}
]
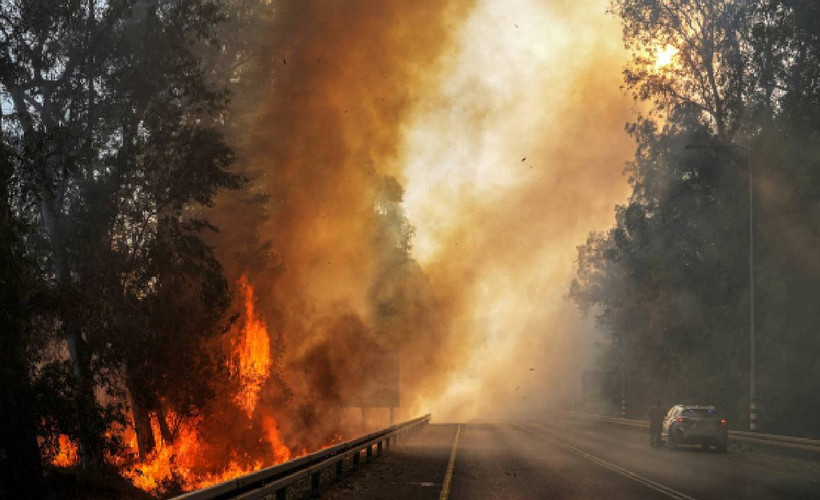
[
  {"xmin": 11, "ymin": 83, "xmax": 102, "ymax": 470},
  {"xmin": 156, "ymin": 405, "xmax": 174, "ymax": 445},
  {"xmin": 0, "ymin": 335, "xmax": 45, "ymax": 498},
  {"xmin": 127, "ymin": 382, "xmax": 157, "ymax": 460},
  {"xmin": 1, "ymin": 91, "xmax": 44, "ymax": 499},
  {"xmin": 47, "ymin": 198, "xmax": 103, "ymax": 470}
]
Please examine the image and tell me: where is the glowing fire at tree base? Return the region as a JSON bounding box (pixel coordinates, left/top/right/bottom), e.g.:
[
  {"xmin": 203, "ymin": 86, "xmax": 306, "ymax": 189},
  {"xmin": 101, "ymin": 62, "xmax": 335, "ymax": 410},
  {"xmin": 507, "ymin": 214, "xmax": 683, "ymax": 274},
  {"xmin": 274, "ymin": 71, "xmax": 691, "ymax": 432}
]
[{"xmin": 45, "ymin": 276, "xmax": 306, "ymax": 496}]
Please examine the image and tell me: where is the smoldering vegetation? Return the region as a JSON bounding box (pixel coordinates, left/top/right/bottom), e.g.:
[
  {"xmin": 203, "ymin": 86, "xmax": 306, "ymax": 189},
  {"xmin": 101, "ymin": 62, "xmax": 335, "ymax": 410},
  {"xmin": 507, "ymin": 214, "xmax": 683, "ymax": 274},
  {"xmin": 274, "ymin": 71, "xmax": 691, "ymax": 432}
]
[{"xmin": 571, "ymin": 0, "xmax": 820, "ymax": 438}]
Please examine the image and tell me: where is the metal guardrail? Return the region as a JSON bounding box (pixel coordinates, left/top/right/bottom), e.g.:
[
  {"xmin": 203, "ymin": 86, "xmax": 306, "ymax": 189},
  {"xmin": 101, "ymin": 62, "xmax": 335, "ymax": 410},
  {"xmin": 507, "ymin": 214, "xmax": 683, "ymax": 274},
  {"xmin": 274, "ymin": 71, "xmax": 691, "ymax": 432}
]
[
  {"xmin": 562, "ymin": 410, "xmax": 820, "ymax": 455},
  {"xmin": 173, "ymin": 414, "xmax": 431, "ymax": 500}
]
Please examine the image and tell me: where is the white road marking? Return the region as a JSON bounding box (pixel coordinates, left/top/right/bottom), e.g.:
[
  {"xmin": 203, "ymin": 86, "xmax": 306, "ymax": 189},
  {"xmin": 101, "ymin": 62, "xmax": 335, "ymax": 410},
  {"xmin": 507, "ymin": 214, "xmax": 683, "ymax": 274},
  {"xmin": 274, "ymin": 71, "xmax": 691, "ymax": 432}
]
[
  {"xmin": 438, "ymin": 424, "xmax": 462, "ymax": 500},
  {"xmin": 518, "ymin": 423, "xmax": 699, "ymax": 500}
]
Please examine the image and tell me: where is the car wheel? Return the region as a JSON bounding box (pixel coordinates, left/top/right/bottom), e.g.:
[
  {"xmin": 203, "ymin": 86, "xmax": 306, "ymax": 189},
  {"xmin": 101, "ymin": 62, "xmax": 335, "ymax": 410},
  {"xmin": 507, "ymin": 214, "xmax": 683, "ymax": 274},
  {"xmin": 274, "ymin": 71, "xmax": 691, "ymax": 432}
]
[
  {"xmin": 668, "ymin": 427, "xmax": 679, "ymax": 450},
  {"xmin": 716, "ymin": 442, "xmax": 727, "ymax": 453}
]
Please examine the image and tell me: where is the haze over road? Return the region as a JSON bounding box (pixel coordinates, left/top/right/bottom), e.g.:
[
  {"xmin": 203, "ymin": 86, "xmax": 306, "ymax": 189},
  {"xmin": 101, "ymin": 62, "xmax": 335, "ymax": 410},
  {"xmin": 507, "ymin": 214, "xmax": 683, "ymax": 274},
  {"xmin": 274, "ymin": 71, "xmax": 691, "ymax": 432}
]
[{"xmin": 325, "ymin": 418, "xmax": 820, "ymax": 500}]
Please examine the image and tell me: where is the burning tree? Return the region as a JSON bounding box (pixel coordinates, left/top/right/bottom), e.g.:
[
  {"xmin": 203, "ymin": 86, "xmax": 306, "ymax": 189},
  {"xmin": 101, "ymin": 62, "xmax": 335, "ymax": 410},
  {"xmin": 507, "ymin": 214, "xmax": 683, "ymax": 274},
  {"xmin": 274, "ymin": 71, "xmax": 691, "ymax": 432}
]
[
  {"xmin": 0, "ymin": 0, "xmax": 240, "ymax": 484},
  {"xmin": 2, "ymin": 0, "xmax": 462, "ymax": 495}
]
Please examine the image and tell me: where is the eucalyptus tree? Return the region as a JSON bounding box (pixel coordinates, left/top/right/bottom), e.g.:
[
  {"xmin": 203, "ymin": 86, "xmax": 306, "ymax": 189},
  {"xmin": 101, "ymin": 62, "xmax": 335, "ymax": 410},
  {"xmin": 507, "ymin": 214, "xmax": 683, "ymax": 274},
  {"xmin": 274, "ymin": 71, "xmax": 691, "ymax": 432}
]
[
  {"xmin": 0, "ymin": 0, "xmax": 240, "ymax": 466},
  {"xmin": 572, "ymin": 0, "xmax": 820, "ymax": 434},
  {"xmin": 610, "ymin": 0, "xmax": 754, "ymax": 141},
  {"xmin": 0, "ymin": 105, "xmax": 45, "ymax": 495}
]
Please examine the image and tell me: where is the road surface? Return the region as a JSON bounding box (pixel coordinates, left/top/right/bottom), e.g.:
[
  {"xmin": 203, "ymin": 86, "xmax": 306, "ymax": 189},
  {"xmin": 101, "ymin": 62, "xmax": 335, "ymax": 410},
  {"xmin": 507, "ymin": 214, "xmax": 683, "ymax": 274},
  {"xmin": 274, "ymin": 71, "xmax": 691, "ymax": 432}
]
[{"xmin": 323, "ymin": 418, "xmax": 820, "ymax": 499}]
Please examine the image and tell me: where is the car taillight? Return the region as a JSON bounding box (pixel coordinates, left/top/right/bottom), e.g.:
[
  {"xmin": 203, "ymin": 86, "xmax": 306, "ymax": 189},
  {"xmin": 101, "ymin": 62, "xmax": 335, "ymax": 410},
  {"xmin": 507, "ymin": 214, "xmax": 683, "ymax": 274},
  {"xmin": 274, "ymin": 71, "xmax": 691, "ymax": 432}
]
[
  {"xmin": 676, "ymin": 417, "xmax": 685, "ymax": 423},
  {"xmin": 720, "ymin": 418, "xmax": 728, "ymax": 426}
]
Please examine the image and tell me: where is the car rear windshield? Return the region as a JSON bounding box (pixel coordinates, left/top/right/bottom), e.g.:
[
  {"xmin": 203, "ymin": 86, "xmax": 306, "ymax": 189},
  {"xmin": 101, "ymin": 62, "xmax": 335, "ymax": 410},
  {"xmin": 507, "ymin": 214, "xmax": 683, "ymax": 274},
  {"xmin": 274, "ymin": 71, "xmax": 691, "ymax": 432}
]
[{"xmin": 682, "ymin": 408, "xmax": 719, "ymax": 417}]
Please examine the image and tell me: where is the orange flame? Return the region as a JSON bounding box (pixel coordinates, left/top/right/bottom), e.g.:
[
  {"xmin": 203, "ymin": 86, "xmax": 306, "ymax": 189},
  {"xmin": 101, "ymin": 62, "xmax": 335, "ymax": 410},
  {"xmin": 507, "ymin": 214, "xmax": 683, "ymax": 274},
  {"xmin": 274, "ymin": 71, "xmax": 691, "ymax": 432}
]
[
  {"xmin": 50, "ymin": 434, "xmax": 79, "ymax": 468},
  {"xmin": 233, "ymin": 275, "xmax": 272, "ymax": 417},
  {"xmin": 40, "ymin": 276, "xmax": 317, "ymax": 495},
  {"xmin": 120, "ymin": 413, "xmax": 265, "ymax": 493},
  {"xmin": 116, "ymin": 276, "xmax": 294, "ymax": 495},
  {"xmin": 262, "ymin": 416, "xmax": 292, "ymax": 463}
]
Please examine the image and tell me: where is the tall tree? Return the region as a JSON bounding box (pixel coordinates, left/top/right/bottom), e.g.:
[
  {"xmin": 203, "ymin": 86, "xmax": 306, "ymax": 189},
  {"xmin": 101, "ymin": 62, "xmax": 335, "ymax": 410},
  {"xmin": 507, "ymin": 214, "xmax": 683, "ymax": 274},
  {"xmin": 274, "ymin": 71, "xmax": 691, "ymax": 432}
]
[
  {"xmin": 612, "ymin": 0, "xmax": 753, "ymax": 141},
  {"xmin": 0, "ymin": 105, "xmax": 45, "ymax": 497},
  {"xmin": 574, "ymin": 0, "xmax": 820, "ymax": 435},
  {"xmin": 0, "ymin": 0, "xmax": 239, "ymax": 466}
]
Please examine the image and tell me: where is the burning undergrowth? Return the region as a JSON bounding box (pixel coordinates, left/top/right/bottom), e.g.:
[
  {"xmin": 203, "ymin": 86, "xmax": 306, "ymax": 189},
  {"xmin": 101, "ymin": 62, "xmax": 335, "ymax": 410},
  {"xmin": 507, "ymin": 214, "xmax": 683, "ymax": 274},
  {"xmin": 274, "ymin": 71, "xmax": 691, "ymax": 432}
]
[
  {"xmin": 45, "ymin": 277, "xmax": 303, "ymax": 495},
  {"xmin": 44, "ymin": 253, "xmax": 441, "ymax": 497}
]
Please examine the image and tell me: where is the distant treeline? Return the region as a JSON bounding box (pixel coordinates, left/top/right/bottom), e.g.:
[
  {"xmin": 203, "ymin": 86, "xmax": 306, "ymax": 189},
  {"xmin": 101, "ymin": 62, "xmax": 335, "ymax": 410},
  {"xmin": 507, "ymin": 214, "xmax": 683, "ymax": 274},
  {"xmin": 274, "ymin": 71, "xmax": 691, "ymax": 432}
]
[{"xmin": 571, "ymin": 0, "xmax": 820, "ymax": 437}]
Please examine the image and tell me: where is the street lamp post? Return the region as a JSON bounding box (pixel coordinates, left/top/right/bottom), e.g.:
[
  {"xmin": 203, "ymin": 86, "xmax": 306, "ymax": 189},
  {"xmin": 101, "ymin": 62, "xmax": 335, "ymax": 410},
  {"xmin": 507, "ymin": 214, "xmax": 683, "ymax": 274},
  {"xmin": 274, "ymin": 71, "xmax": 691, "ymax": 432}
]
[
  {"xmin": 621, "ymin": 369, "xmax": 627, "ymax": 418},
  {"xmin": 686, "ymin": 142, "xmax": 757, "ymax": 431},
  {"xmin": 748, "ymin": 154, "xmax": 758, "ymax": 432}
]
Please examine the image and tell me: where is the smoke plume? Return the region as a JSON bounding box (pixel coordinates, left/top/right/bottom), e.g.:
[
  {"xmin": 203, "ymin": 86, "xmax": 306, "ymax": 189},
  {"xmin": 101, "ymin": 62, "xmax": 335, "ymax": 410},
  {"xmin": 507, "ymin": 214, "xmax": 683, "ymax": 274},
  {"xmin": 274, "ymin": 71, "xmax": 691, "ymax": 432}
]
[
  {"xmin": 210, "ymin": 0, "xmax": 637, "ymax": 444},
  {"xmin": 401, "ymin": 0, "xmax": 636, "ymax": 419},
  {"xmin": 207, "ymin": 0, "xmax": 476, "ymax": 449}
]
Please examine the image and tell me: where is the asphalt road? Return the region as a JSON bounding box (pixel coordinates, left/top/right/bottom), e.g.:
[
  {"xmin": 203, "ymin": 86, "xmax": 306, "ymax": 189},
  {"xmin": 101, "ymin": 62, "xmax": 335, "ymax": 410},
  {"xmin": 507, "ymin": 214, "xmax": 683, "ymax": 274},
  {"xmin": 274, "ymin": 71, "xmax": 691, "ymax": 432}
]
[{"xmin": 322, "ymin": 418, "xmax": 820, "ymax": 499}]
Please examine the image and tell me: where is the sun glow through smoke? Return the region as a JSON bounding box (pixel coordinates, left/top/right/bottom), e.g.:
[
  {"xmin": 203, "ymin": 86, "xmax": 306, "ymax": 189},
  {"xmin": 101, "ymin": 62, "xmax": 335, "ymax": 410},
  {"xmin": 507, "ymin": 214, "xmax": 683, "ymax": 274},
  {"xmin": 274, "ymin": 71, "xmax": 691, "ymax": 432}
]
[{"xmin": 655, "ymin": 45, "xmax": 679, "ymax": 68}]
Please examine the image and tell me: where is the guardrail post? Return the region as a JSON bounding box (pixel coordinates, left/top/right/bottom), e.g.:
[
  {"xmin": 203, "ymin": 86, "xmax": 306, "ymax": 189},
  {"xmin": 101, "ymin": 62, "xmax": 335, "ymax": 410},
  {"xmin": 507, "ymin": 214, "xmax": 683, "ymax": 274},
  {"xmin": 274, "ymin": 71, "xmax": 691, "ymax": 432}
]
[
  {"xmin": 750, "ymin": 400, "xmax": 759, "ymax": 432},
  {"xmin": 166, "ymin": 415, "xmax": 430, "ymax": 500},
  {"xmin": 310, "ymin": 470, "xmax": 321, "ymax": 497}
]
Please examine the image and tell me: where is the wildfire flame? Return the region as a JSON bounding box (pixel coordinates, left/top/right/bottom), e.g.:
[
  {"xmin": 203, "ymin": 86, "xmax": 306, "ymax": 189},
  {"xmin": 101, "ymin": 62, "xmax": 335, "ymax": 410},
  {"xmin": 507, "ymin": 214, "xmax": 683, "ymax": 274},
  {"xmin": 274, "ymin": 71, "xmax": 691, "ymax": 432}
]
[
  {"xmin": 49, "ymin": 434, "xmax": 79, "ymax": 468},
  {"xmin": 120, "ymin": 276, "xmax": 284, "ymax": 494},
  {"xmin": 232, "ymin": 275, "xmax": 272, "ymax": 417},
  {"xmin": 262, "ymin": 415, "xmax": 292, "ymax": 464},
  {"xmin": 43, "ymin": 276, "xmax": 314, "ymax": 496},
  {"xmin": 120, "ymin": 413, "xmax": 267, "ymax": 493}
]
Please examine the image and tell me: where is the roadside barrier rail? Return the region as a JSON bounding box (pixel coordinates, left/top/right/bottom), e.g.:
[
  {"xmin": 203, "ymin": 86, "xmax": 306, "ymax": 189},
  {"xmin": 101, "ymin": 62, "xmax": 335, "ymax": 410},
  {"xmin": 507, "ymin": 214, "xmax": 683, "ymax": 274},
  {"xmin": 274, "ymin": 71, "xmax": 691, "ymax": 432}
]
[
  {"xmin": 559, "ymin": 410, "xmax": 820, "ymax": 456},
  {"xmin": 173, "ymin": 414, "xmax": 431, "ymax": 500}
]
